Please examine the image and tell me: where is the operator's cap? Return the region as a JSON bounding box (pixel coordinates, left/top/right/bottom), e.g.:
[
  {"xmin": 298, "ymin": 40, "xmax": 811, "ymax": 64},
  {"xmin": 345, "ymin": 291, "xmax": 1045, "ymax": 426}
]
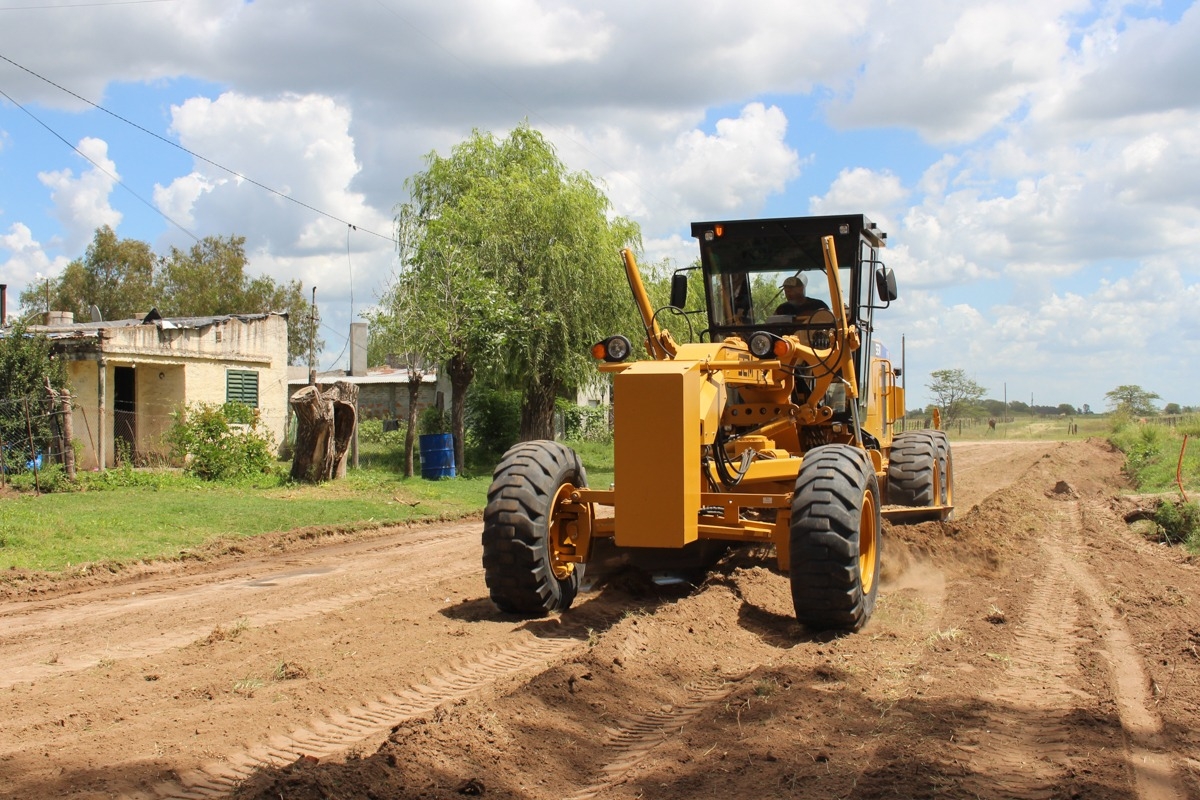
[{"xmin": 783, "ymin": 274, "xmax": 807, "ymax": 289}]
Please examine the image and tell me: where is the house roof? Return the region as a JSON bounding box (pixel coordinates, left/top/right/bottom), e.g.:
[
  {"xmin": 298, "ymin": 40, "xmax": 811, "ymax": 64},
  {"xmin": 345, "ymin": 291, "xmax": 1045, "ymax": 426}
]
[
  {"xmin": 287, "ymin": 365, "xmax": 438, "ymax": 386},
  {"xmin": 16, "ymin": 311, "xmax": 284, "ymax": 338}
]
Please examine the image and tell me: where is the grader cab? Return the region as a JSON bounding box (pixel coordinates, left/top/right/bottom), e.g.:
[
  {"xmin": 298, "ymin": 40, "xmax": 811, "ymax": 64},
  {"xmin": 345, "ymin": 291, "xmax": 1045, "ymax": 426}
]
[{"xmin": 483, "ymin": 214, "xmax": 953, "ymax": 631}]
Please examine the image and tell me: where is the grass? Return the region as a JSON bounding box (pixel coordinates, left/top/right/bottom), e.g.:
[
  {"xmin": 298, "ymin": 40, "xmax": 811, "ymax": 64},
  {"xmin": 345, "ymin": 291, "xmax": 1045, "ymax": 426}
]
[
  {"xmin": 0, "ymin": 464, "xmax": 491, "ymax": 573},
  {"xmin": 1105, "ymin": 413, "xmax": 1200, "ymax": 552},
  {"xmin": 0, "ymin": 437, "xmax": 609, "ymax": 575},
  {"xmin": 926, "ymin": 413, "xmax": 1114, "ymax": 442}
]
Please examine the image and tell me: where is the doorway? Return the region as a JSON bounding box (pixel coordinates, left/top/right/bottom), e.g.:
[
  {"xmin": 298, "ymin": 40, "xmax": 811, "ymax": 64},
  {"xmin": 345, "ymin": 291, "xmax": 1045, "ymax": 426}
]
[{"xmin": 114, "ymin": 366, "xmax": 136, "ymax": 464}]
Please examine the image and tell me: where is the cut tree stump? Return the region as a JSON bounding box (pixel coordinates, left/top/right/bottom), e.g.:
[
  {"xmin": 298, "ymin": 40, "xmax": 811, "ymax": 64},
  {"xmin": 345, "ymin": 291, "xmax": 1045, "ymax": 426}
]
[{"xmin": 290, "ymin": 381, "xmax": 359, "ymax": 482}]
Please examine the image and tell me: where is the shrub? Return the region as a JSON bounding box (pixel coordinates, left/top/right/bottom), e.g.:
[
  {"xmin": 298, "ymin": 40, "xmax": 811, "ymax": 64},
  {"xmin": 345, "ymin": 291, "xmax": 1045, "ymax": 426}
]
[
  {"xmin": 557, "ymin": 400, "xmax": 611, "ymax": 443},
  {"xmin": 465, "ymin": 389, "xmax": 521, "ymax": 465},
  {"xmin": 166, "ymin": 402, "xmax": 276, "ymax": 481},
  {"xmin": 419, "ymin": 406, "xmax": 451, "ymax": 436},
  {"xmin": 5, "ymin": 462, "xmax": 72, "ymax": 493},
  {"xmin": 1154, "ymin": 499, "xmax": 1200, "ymax": 550},
  {"xmin": 358, "ymin": 418, "xmax": 408, "ymax": 446}
]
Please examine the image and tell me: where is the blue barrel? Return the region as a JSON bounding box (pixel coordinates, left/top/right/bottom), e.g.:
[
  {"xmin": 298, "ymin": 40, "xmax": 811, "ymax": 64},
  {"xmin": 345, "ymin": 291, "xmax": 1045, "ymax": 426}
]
[{"xmin": 418, "ymin": 433, "xmax": 456, "ymax": 479}]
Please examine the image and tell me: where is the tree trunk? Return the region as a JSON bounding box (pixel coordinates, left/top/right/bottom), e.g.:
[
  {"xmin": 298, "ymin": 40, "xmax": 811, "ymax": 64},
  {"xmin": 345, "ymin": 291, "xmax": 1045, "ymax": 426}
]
[
  {"xmin": 330, "ymin": 382, "xmax": 359, "ymax": 479},
  {"xmin": 44, "ymin": 378, "xmax": 76, "ymax": 481},
  {"xmin": 446, "ymin": 352, "xmax": 473, "ymax": 473},
  {"xmin": 404, "ymin": 376, "xmax": 422, "ymax": 478},
  {"xmin": 290, "ymin": 381, "xmax": 359, "ymax": 482},
  {"xmin": 519, "ymin": 377, "xmax": 559, "ymax": 442}
]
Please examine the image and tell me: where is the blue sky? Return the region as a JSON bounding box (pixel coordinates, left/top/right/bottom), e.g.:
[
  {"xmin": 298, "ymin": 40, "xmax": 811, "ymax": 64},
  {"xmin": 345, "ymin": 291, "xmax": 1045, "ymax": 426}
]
[{"xmin": 2, "ymin": 0, "xmax": 1199, "ymax": 412}]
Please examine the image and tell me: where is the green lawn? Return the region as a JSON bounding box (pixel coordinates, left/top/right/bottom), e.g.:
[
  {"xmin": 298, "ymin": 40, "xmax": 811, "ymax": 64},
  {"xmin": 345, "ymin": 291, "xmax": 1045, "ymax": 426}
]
[{"xmin": 0, "ymin": 468, "xmax": 491, "ymax": 572}]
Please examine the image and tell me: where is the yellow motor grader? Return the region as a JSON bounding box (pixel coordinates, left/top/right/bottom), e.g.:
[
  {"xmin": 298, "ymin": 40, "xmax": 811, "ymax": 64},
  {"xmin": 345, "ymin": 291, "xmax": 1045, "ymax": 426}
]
[{"xmin": 483, "ymin": 214, "xmax": 952, "ymax": 631}]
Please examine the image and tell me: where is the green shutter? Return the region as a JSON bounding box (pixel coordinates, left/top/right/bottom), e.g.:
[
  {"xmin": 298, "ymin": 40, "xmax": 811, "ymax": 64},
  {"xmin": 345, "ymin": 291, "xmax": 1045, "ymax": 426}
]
[{"xmin": 226, "ymin": 370, "xmax": 259, "ymax": 407}]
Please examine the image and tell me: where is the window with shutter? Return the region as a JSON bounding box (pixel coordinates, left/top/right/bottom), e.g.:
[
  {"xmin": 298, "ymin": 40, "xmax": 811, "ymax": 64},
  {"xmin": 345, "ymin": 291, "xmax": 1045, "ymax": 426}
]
[{"xmin": 226, "ymin": 370, "xmax": 259, "ymax": 407}]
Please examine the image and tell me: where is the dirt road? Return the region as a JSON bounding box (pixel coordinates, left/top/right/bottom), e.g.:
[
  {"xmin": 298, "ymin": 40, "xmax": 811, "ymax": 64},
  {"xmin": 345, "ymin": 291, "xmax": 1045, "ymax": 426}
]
[{"xmin": 1, "ymin": 439, "xmax": 1197, "ymax": 799}]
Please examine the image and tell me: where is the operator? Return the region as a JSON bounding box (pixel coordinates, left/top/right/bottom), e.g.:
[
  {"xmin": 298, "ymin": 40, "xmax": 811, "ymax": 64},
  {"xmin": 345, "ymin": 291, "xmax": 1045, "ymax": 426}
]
[{"xmin": 775, "ymin": 274, "xmax": 829, "ymax": 317}]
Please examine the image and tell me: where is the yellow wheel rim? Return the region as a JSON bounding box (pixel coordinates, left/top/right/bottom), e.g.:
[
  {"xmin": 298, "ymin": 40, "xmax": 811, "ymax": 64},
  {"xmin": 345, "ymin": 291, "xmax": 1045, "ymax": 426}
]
[
  {"xmin": 548, "ymin": 482, "xmax": 583, "ymax": 581},
  {"xmin": 858, "ymin": 489, "xmax": 879, "ymax": 595}
]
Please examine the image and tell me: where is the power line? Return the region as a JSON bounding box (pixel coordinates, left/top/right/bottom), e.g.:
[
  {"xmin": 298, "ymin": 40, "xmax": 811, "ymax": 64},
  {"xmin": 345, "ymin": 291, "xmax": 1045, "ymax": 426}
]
[
  {"xmin": 0, "ymin": 85, "xmax": 199, "ymax": 241},
  {"xmin": 0, "ymin": 50, "xmax": 396, "ymax": 244}
]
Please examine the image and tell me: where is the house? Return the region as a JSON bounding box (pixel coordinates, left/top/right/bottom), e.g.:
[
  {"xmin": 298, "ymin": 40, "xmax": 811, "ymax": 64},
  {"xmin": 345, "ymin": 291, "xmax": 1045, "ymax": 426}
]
[
  {"xmin": 25, "ymin": 310, "xmax": 289, "ymax": 470},
  {"xmin": 287, "ymin": 363, "xmax": 440, "ymax": 424}
]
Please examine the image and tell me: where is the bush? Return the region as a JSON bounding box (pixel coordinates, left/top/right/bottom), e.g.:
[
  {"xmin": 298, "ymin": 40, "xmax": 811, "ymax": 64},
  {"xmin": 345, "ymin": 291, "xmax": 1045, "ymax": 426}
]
[
  {"xmin": 1154, "ymin": 499, "xmax": 1200, "ymax": 550},
  {"xmin": 5, "ymin": 462, "xmax": 72, "ymax": 493},
  {"xmin": 166, "ymin": 402, "xmax": 276, "ymax": 481},
  {"xmin": 465, "ymin": 389, "xmax": 521, "ymax": 465},
  {"xmin": 557, "ymin": 400, "xmax": 611, "ymax": 443},
  {"xmin": 419, "ymin": 406, "xmax": 451, "ymax": 436},
  {"xmin": 358, "ymin": 418, "xmax": 408, "ymax": 446}
]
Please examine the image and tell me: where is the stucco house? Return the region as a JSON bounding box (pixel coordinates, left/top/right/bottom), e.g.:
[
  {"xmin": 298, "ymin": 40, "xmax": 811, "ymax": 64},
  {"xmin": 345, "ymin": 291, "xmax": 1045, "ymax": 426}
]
[
  {"xmin": 26, "ymin": 310, "xmax": 289, "ymax": 470},
  {"xmin": 288, "ymin": 363, "xmax": 440, "ymax": 423}
]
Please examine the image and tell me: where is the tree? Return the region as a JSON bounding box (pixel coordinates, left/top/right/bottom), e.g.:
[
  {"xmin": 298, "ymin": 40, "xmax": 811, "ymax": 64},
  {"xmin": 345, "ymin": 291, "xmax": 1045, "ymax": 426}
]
[
  {"xmin": 0, "ymin": 321, "xmax": 68, "ymax": 474},
  {"xmin": 158, "ymin": 234, "xmax": 319, "ymax": 364},
  {"xmin": 927, "ymin": 369, "xmax": 986, "ymax": 426},
  {"xmin": 1164, "ymin": 402, "xmax": 1182, "ymax": 415},
  {"xmin": 367, "ymin": 258, "xmax": 437, "ymax": 478},
  {"xmin": 1056, "ymin": 403, "xmax": 1078, "ymax": 416},
  {"xmin": 394, "ymin": 123, "xmax": 640, "ymax": 464},
  {"xmin": 19, "ymin": 226, "xmax": 156, "ymax": 322},
  {"xmin": 1104, "ymin": 385, "xmax": 1160, "ymax": 417}
]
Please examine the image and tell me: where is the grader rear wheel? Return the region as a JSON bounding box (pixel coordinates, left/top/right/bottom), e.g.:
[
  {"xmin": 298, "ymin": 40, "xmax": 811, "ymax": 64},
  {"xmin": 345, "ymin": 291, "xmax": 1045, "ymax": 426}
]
[
  {"xmin": 887, "ymin": 431, "xmax": 938, "ymax": 507},
  {"xmin": 789, "ymin": 444, "xmax": 882, "ymax": 632},
  {"xmin": 928, "ymin": 429, "xmax": 954, "ymax": 519},
  {"xmin": 483, "ymin": 441, "xmax": 588, "ymax": 616}
]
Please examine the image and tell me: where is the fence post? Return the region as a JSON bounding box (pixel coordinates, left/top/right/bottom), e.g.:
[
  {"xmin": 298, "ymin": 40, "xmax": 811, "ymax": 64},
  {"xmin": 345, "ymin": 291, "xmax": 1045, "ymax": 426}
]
[{"xmin": 23, "ymin": 396, "xmax": 40, "ymax": 494}]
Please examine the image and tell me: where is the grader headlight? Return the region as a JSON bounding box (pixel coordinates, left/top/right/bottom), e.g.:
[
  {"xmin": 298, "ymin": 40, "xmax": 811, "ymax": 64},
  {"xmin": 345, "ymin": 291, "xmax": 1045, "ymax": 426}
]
[
  {"xmin": 748, "ymin": 331, "xmax": 776, "ymax": 359},
  {"xmin": 591, "ymin": 334, "xmax": 632, "ymax": 363}
]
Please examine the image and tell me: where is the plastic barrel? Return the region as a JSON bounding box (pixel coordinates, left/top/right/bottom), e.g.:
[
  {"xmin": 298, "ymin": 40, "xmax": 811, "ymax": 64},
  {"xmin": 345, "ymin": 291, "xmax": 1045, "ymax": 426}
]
[{"xmin": 418, "ymin": 433, "xmax": 456, "ymax": 479}]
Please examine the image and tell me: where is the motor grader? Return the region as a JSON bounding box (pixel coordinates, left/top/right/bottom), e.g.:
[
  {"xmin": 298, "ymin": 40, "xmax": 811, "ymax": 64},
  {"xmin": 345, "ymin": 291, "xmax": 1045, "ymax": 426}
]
[{"xmin": 483, "ymin": 214, "xmax": 952, "ymax": 631}]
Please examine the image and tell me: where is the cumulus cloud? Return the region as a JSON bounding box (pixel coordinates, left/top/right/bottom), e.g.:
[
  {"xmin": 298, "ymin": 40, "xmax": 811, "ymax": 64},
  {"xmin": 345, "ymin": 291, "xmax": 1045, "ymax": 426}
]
[
  {"xmin": 571, "ymin": 103, "xmax": 801, "ymax": 237},
  {"xmin": 0, "ymin": 223, "xmax": 72, "ymax": 316},
  {"xmin": 36, "ymin": 137, "xmax": 122, "ymax": 253},
  {"xmin": 827, "ymin": 0, "xmax": 1086, "ymax": 143},
  {"xmin": 155, "ymin": 91, "xmax": 394, "ymax": 295}
]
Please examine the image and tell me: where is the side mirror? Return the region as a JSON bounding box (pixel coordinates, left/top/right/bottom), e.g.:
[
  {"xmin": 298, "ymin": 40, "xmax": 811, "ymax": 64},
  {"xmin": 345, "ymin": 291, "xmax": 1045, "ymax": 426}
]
[
  {"xmin": 669, "ymin": 272, "xmax": 689, "ymax": 309},
  {"xmin": 875, "ymin": 267, "xmax": 898, "ymax": 302}
]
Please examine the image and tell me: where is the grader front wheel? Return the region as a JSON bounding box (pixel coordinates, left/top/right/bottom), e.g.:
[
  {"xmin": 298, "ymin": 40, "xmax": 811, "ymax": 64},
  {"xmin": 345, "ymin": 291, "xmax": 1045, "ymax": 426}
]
[
  {"xmin": 789, "ymin": 444, "xmax": 882, "ymax": 632},
  {"xmin": 482, "ymin": 441, "xmax": 588, "ymax": 616}
]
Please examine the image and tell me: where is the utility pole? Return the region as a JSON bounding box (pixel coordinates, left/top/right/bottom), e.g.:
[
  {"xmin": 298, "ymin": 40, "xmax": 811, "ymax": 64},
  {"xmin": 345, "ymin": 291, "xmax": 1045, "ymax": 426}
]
[{"xmin": 308, "ymin": 287, "xmax": 318, "ymax": 386}]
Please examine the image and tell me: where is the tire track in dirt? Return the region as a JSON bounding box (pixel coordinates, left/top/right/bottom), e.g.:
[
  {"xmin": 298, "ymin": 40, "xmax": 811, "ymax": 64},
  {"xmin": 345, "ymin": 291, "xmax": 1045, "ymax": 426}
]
[
  {"xmin": 0, "ymin": 527, "xmax": 474, "ymax": 688},
  {"xmin": 955, "ymin": 498, "xmax": 1183, "ymax": 800},
  {"xmin": 564, "ymin": 674, "xmax": 749, "ymax": 800},
  {"xmin": 1066, "ymin": 499, "xmax": 1184, "ymax": 800},
  {"xmin": 955, "ymin": 506, "xmax": 1084, "ymax": 797},
  {"xmin": 124, "ymin": 597, "xmax": 648, "ymax": 800},
  {"xmin": 130, "ymin": 633, "xmax": 585, "ymax": 800}
]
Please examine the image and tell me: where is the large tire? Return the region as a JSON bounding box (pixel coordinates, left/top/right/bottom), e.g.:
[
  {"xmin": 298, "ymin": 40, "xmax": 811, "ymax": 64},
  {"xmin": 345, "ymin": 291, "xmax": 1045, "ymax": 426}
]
[
  {"xmin": 928, "ymin": 430, "xmax": 954, "ymax": 519},
  {"xmin": 887, "ymin": 431, "xmax": 938, "ymax": 507},
  {"xmin": 483, "ymin": 441, "xmax": 587, "ymax": 616},
  {"xmin": 789, "ymin": 444, "xmax": 882, "ymax": 632}
]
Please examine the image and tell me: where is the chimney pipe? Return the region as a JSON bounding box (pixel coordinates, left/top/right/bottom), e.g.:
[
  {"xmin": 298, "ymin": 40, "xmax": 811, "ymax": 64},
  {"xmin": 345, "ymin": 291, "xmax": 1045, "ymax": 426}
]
[{"xmin": 1, "ymin": 284, "xmax": 6, "ymax": 326}]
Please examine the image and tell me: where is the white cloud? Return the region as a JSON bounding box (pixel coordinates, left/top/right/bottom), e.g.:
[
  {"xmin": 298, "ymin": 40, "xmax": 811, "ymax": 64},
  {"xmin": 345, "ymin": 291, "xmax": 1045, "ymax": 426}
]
[
  {"xmin": 571, "ymin": 103, "xmax": 802, "ymax": 236},
  {"xmin": 828, "ymin": 0, "xmax": 1087, "ymax": 143},
  {"xmin": 36, "ymin": 137, "xmax": 121, "ymax": 253},
  {"xmin": 0, "ymin": 223, "xmax": 72, "ymax": 316}
]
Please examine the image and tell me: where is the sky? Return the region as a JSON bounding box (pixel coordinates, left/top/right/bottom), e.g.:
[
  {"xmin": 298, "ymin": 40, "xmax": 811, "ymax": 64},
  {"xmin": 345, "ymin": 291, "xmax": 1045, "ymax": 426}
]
[{"xmin": 2, "ymin": 0, "xmax": 1199, "ymax": 413}]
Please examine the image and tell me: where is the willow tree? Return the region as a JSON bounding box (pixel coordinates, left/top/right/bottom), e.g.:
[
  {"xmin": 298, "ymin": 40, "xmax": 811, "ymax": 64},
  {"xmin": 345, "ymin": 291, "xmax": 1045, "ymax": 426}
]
[{"xmin": 398, "ymin": 123, "xmax": 640, "ymax": 452}]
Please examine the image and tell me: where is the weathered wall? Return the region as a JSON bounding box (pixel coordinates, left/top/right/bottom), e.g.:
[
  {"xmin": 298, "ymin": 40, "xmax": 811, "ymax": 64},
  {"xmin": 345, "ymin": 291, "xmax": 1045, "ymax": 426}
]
[{"xmin": 61, "ymin": 314, "xmax": 289, "ymax": 469}]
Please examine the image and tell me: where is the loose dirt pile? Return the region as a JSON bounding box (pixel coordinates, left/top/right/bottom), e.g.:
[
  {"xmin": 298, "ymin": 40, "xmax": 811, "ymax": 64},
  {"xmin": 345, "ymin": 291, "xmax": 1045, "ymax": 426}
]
[{"xmin": 1, "ymin": 439, "xmax": 1197, "ymax": 800}]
